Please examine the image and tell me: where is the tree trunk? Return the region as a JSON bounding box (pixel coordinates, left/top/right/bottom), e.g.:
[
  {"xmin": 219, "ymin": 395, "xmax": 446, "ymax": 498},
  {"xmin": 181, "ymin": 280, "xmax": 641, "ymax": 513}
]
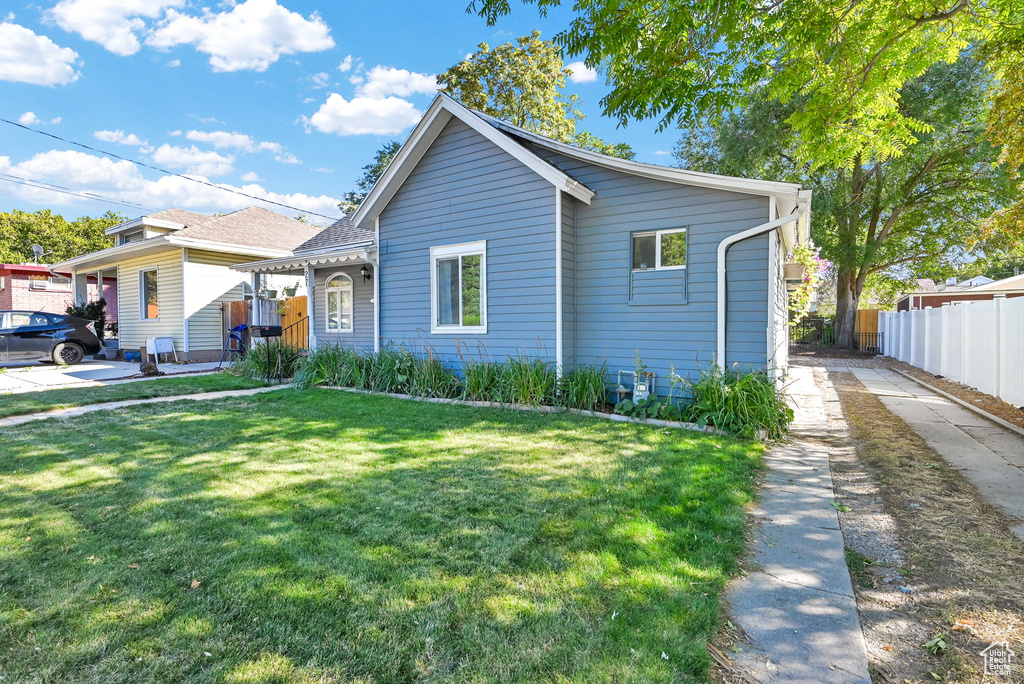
[{"xmin": 834, "ymin": 270, "xmax": 861, "ymax": 349}]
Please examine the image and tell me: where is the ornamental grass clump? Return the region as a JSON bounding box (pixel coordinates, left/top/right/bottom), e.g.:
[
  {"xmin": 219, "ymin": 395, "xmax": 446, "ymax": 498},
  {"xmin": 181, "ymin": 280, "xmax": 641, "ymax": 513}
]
[
  {"xmin": 683, "ymin": 364, "xmax": 793, "ymax": 440},
  {"xmin": 230, "ymin": 339, "xmax": 305, "ymax": 381},
  {"xmin": 557, "ymin": 362, "xmax": 609, "ymax": 410}
]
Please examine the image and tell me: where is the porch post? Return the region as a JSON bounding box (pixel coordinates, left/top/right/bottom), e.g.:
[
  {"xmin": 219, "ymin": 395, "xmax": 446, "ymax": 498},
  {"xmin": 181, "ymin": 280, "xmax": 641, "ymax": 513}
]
[
  {"xmin": 71, "ymin": 271, "xmax": 89, "ymax": 306},
  {"xmin": 305, "ymin": 264, "xmax": 317, "ymax": 349},
  {"xmin": 251, "ymin": 273, "xmax": 262, "ymax": 326}
]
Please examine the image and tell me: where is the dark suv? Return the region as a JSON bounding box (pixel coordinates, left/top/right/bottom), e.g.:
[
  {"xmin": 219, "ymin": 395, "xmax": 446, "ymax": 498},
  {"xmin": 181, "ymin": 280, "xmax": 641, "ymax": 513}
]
[{"xmin": 0, "ymin": 311, "xmax": 102, "ymax": 364}]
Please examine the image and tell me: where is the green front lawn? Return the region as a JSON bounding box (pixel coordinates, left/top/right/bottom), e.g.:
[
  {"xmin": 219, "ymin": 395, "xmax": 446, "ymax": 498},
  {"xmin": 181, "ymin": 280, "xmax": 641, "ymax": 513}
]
[
  {"xmin": 0, "ymin": 390, "xmax": 761, "ymax": 683},
  {"xmin": 0, "ymin": 373, "xmax": 266, "ymax": 418}
]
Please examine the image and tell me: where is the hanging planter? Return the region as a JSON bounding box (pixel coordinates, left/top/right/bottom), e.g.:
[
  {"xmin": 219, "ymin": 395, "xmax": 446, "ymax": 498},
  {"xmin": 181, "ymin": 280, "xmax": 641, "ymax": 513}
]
[
  {"xmin": 282, "ymin": 287, "xmax": 297, "ymax": 297},
  {"xmin": 263, "ymin": 289, "xmax": 278, "ymax": 300},
  {"xmin": 783, "ymin": 262, "xmax": 807, "ymax": 281}
]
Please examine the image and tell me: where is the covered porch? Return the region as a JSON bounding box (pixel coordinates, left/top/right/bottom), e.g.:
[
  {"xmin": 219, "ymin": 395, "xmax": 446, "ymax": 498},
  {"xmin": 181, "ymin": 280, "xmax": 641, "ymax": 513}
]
[{"xmin": 233, "ymin": 247, "xmax": 378, "ymax": 352}]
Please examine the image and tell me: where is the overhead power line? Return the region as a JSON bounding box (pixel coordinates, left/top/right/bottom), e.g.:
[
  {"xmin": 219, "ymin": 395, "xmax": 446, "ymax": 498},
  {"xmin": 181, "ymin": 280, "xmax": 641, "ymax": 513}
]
[
  {"xmin": 0, "ymin": 173, "xmax": 155, "ymax": 212},
  {"xmin": 1, "ymin": 117, "xmax": 342, "ymax": 222}
]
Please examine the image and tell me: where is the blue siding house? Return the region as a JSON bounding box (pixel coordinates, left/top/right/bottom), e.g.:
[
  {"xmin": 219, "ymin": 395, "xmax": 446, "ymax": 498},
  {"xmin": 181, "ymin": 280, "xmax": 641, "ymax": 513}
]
[{"xmin": 236, "ymin": 94, "xmax": 811, "ymax": 386}]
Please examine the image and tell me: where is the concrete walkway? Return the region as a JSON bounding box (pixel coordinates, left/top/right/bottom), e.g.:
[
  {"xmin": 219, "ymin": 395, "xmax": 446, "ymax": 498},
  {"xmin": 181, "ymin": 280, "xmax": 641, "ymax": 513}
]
[
  {"xmin": 0, "ymin": 360, "xmax": 228, "ymax": 394},
  {"xmin": 850, "ymin": 367, "xmax": 1024, "ymax": 541},
  {"xmin": 0, "ymin": 385, "xmax": 287, "ymax": 426},
  {"xmin": 727, "ymin": 365, "xmax": 871, "ymax": 683}
]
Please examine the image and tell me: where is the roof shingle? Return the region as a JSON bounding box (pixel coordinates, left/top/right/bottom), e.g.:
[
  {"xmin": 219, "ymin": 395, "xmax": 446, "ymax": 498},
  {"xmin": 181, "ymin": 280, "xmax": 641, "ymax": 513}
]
[
  {"xmin": 172, "ymin": 206, "xmax": 322, "ymax": 251},
  {"xmin": 293, "ymin": 216, "xmax": 373, "ymax": 254}
]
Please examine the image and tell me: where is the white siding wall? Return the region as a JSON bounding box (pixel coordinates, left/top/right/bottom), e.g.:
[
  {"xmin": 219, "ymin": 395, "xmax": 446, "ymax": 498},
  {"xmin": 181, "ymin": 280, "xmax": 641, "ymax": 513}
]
[{"xmin": 184, "ymin": 249, "xmax": 250, "ymax": 352}]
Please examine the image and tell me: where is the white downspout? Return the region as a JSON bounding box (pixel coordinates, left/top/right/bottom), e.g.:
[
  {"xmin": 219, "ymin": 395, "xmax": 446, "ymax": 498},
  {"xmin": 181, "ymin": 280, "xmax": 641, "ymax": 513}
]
[
  {"xmin": 364, "ymin": 220, "xmax": 380, "ymax": 353},
  {"xmin": 554, "ymin": 188, "xmax": 563, "ymax": 377},
  {"xmin": 717, "ymin": 200, "xmax": 810, "ymax": 369}
]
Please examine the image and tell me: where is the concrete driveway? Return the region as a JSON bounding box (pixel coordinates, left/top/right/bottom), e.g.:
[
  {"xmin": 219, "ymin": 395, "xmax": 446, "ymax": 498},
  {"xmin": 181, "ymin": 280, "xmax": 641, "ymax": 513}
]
[
  {"xmin": 0, "ymin": 359, "xmax": 228, "ymax": 393},
  {"xmin": 849, "ymin": 367, "xmax": 1024, "ymax": 541}
]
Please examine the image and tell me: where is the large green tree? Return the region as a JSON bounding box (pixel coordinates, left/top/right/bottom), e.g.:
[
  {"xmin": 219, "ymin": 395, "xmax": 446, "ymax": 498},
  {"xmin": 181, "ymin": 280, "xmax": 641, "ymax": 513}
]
[
  {"xmin": 438, "ymin": 31, "xmax": 635, "ymax": 159},
  {"xmin": 677, "ymin": 56, "xmax": 1015, "ymax": 347},
  {"xmin": 0, "ymin": 210, "xmax": 120, "ymax": 263},
  {"xmin": 472, "ymin": 0, "xmax": 1022, "ymax": 170},
  {"xmin": 339, "ymin": 141, "xmax": 402, "ymax": 214}
]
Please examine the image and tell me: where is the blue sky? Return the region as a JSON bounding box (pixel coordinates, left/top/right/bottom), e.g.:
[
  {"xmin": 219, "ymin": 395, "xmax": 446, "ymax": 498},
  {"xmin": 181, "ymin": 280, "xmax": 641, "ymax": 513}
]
[{"xmin": 0, "ymin": 0, "xmax": 680, "ymax": 224}]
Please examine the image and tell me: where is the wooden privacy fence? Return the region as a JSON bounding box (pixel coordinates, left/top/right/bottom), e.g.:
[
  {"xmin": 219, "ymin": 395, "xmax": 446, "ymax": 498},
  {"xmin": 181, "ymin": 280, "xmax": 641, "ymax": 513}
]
[
  {"xmin": 879, "ymin": 296, "xmax": 1024, "ymax": 406},
  {"xmin": 280, "ymin": 296, "xmax": 308, "ymax": 349}
]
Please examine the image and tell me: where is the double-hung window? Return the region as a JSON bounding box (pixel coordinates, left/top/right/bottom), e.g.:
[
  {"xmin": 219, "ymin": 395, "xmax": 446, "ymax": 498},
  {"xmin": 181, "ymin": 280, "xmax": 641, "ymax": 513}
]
[
  {"xmin": 430, "ymin": 241, "xmax": 486, "ymax": 334},
  {"xmin": 631, "ymin": 228, "xmax": 687, "ymax": 271},
  {"xmin": 140, "ymin": 268, "xmax": 159, "ymax": 319},
  {"xmin": 325, "ymin": 273, "xmax": 353, "ymax": 332}
]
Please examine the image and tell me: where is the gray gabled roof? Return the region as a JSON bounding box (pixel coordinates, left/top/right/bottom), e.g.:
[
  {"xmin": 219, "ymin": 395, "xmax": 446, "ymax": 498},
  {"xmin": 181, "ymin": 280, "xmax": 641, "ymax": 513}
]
[
  {"xmin": 294, "ymin": 216, "xmax": 373, "ymax": 254},
  {"xmin": 175, "ymin": 206, "xmax": 321, "ymax": 251}
]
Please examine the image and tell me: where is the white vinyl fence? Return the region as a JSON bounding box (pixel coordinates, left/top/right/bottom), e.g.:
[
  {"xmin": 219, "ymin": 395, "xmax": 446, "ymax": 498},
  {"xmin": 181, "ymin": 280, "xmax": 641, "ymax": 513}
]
[{"xmin": 879, "ymin": 296, "xmax": 1024, "ymax": 407}]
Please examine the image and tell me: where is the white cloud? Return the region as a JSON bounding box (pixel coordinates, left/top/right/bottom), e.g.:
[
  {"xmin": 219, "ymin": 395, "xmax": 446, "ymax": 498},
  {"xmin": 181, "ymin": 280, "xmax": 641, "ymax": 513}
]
[
  {"xmin": 357, "ymin": 66, "xmax": 437, "ymax": 98},
  {"xmin": 310, "ymin": 71, "xmax": 329, "ymax": 88},
  {"xmin": 240, "ymin": 171, "xmax": 261, "ymax": 181},
  {"xmin": 348, "ymin": 75, "xmax": 364, "ymax": 86},
  {"xmin": 167, "ymin": 58, "xmax": 180, "ymax": 67},
  {"xmin": 565, "ymin": 61, "xmax": 598, "ymax": 84},
  {"xmin": 302, "ymin": 97, "xmax": 315, "ymax": 103},
  {"xmin": 653, "ymin": 150, "xmax": 670, "ymax": 155},
  {"xmin": 147, "ymin": 0, "xmax": 335, "ymax": 72},
  {"xmin": 310, "ymin": 167, "xmax": 333, "ymax": 173},
  {"xmin": 151, "ymin": 144, "xmax": 235, "ymax": 176},
  {"xmin": 95, "ymin": 129, "xmax": 147, "ymax": 146},
  {"xmin": 0, "ymin": 149, "xmax": 339, "ymax": 217},
  {"xmin": 195, "ymin": 115, "xmax": 224, "ymax": 125},
  {"xmin": 19, "ymin": 112, "xmax": 62, "ymax": 126},
  {"xmin": 47, "ymin": 0, "xmax": 184, "ymax": 57},
  {"xmin": 0, "ymin": 22, "xmax": 79, "ymax": 86},
  {"xmin": 307, "ymin": 94, "xmax": 421, "ymax": 136},
  {"xmin": 184, "ymin": 129, "xmax": 280, "ymax": 153},
  {"xmin": 337, "ymin": 55, "xmax": 352, "ymax": 72},
  {"xmin": 184, "ymin": 129, "xmax": 298, "ymax": 164}
]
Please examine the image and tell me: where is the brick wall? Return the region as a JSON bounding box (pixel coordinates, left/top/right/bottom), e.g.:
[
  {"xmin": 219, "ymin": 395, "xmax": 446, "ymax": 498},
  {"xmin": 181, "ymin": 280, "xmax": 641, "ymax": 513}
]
[{"xmin": 6, "ymin": 274, "xmax": 119, "ymax": 325}]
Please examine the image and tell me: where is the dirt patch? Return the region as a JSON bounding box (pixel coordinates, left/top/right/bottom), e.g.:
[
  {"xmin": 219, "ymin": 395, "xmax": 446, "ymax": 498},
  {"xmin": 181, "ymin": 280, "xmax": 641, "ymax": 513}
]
[
  {"xmin": 885, "ymin": 359, "xmax": 1024, "ymax": 431},
  {"xmin": 827, "ymin": 369, "xmax": 1024, "ymax": 683}
]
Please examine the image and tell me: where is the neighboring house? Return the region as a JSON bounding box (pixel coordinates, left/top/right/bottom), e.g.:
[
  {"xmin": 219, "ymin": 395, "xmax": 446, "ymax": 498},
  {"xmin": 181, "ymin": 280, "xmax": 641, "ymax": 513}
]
[
  {"xmin": 897, "ymin": 273, "xmax": 1024, "ymax": 311},
  {"xmin": 236, "ymin": 94, "xmax": 811, "ymax": 386},
  {"xmin": 0, "ymin": 263, "xmax": 117, "ymax": 324},
  {"xmin": 51, "ymin": 207, "xmax": 320, "ymax": 361}
]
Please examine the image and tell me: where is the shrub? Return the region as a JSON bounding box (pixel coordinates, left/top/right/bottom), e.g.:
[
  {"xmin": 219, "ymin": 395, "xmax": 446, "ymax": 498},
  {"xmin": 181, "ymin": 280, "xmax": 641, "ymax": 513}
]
[
  {"xmin": 66, "ymin": 298, "xmax": 106, "ymax": 341},
  {"xmin": 558, "ymin": 363, "xmax": 608, "ymax": 410},
  {"xmin": 682, "ymin": 364, "xmax": 792, "ymax": 440},
  {"xmin": 231, "ymin": 339, "xmax": 305, "ymax": 381}
]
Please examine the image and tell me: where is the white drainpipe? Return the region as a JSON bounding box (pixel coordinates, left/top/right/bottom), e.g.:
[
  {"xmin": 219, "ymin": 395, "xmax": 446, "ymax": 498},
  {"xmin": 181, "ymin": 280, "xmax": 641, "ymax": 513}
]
[
  {"xmin": 717, "ymin": 200, "xmax": 811, "ymax": 369},
  {"xmin": 362, "ymin": 245, "xmax": 380, "ymax": 353}
]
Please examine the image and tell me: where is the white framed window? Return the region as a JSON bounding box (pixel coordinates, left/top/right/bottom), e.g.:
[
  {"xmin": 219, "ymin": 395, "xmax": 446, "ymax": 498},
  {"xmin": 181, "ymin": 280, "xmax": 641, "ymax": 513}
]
[
  {"xmin": 139, "ymin": 268, "xmax": 159, "ymax": 320},
  {"xmin": 28, "ymin": 275, "xmax": 72, "ymax": 291},
  {"xmin": 631, "ymin": 228, "xmax": 687, "ymax": 271},
  {"xmin": 430, "ymin": 240, "xmax": 486, "ymax": 334},
  {"xmin": 120, "ymin": 230, "xmax": 144, "ymax": 246},
  {"xmin": 325, "ymin": 272, "xmax": 353, "ymax": 333}
]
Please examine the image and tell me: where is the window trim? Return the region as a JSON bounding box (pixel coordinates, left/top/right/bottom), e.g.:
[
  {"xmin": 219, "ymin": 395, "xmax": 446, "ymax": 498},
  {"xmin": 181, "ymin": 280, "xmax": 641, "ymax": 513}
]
[
  {"xmin": 324, "ymin": 271, "xmax": 354, "ymax": 334},
  {"xmin": 139, "ymin": 267, "xmax": 159, "ymax": 321},
  {"xmin": 632, "ymin": 227, "xmax": 688, "ymax": 271},
  {"xmin": 429, "ymin": 240, "xmax": 487, "ymax": 334}
]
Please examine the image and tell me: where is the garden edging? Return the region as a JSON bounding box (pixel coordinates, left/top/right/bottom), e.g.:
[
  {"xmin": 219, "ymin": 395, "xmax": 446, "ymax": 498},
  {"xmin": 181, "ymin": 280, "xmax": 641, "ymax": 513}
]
[{"xmin": 323, "ymin": 386, "xmax": 736, "ymax": 438}]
